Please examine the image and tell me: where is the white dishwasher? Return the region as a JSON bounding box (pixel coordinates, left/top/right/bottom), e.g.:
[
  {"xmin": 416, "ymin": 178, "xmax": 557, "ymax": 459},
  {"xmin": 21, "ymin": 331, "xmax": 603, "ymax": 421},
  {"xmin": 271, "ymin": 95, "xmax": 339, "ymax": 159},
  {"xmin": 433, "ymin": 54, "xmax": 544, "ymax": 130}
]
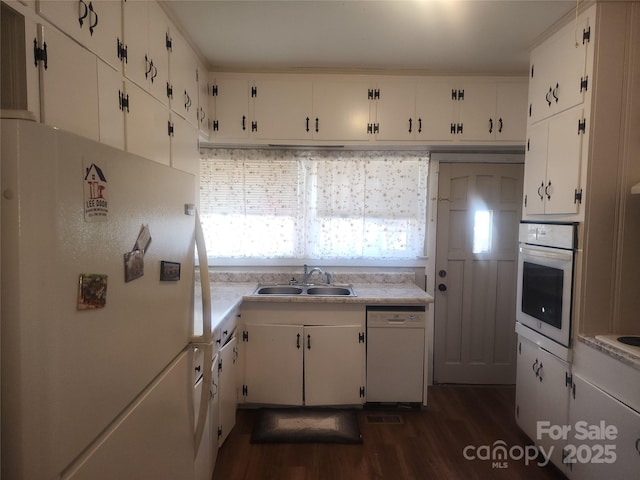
[{"xmin": 366, "ymin": 306, "xmax": 426, "ymax": 404}]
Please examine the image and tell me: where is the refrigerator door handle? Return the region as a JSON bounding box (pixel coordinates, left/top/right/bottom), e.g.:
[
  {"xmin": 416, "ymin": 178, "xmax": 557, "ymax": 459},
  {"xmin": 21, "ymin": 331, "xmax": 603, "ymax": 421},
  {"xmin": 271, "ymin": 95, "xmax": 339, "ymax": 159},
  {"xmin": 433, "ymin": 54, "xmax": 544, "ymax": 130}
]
[
  {"xmin": 194, "ymin": 343, "xmax": 213, "ymax": 455},
  {"xmin": 194, "ymin": 209, "xmax": 212, "ymax": 342}
]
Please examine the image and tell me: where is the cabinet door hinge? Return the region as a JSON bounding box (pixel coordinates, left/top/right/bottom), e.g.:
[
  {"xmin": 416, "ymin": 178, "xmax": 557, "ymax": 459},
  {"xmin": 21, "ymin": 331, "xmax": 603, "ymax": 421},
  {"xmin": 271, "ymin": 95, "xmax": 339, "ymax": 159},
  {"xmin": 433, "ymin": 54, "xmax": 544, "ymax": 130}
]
[
  {"xmin": 242, "ymin": 385, "xmax": 248, "ymax": 396},
  {"xmin": 218, "ymin": 427, "xmax": 222, "ymax": 439},
  {"xmin": 251, "ymin": 121, "xmax": 257, "ymax": 132},
  {"xmin": 358, "ymin": 332, "xmax": 365, "ymax": 343},
  {"xmin": 242, "ymin": 330, "xmax": 249, "ymax": 342},
  {"xmin": 451, "ymin": 89, "xmax": 464, "ymax": 101},
  {"xmin": 516, "ymin": 404, "xmax": 519, "ymax": 417},
  {"xmin": 578, "ymin": 118, "xmax": 587, "ymax": 134},
  {"xmin": 359, "ymin": 386, "xmax": 365, "ymax": 398},
  {"xmin": 565, "ymin": 372, "xmax": 573, "ymax": 388},
  {"xmin": 118, "ymin": 91, "xmax": 129, "ymax": 112},
  {"xmin": 583, "ymin": 26, "xmax": 591, "ymax": 44},
  {"xmin": 33, "ymin": 39, "xmax": 48, "ymax": 69},
  {"xmin": 530, "ymin": 64, "xmax": 535, "ymax": 79},
  {"xmin": 580, "ymin": 76, "xmax": 589, "ymax": 93},
  {"xmin": 165, "ymin": 32, "xmax": 172, "ymax": 51},
  {"xmin": 218, "ymin": 358, "xmax": 222, "ymax": 372},
  {"xmin": 572, "ymin": 382, "xmax": 576, "ymax": 399},
  {"xmin": 574, "ymin": 189, "xmax": 583, "ymax": 204},
  {"xmin": 212, "ymin": 120, "xmax": 219, "ymax": 131},
  {"xmin": 166, "ymin": 82, "xmax": 173, "ymax": 99},
  {"xmin": 524, "ymin": 194, "xmax": 528, "ymax": 208},
  {"xmin": 117, "ymin": 38, "xmax": 128, "ymax": 63},
  {"xmin": 367, "ymin": 123, "xmax": 379, "ymax": 134},
  {"xmin": 211, "ymin": 84, "xmax": 218, "ymax": 96},
  {"xmin": 251, "ymin": 86, "xmax": 257, "ymax": 97},
  {"xmin": 167, "ymin": 121, "xmax": 174, "ymax": 137},
  {"xmin": 367, "ymin": 88, "xmax": 380, "ymax": 100}
]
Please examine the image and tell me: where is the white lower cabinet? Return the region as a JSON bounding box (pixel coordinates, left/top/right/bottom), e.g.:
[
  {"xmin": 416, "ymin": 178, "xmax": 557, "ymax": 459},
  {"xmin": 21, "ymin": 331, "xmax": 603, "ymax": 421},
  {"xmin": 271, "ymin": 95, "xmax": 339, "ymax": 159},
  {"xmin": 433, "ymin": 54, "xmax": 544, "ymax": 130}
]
[
  {"xmin": 242, "ymin": 323, "xmax": 365, "ymax": 406},
  {"xmin": 515, "ymin": 335, "xmax": 571, "ymax": 474},
  {"xmin": 566, "ymin": 373, "xmax": 640, "ymax": 479},
  {"xmin": 240, "ymin": 303, "xmax": 366, "ymax": 406},
  {"xmin": 217, "ymin": 334, "xmax": 238, "ymax": 446}
]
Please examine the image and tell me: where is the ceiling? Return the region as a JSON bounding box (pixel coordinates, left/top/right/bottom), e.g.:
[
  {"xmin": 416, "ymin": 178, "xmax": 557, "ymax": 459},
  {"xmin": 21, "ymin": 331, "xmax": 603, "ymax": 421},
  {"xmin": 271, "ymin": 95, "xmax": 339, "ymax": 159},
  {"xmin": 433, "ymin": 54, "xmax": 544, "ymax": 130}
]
[{"xmin": 162, "ymin": 0, "xmax": 577, "ymax": 75}]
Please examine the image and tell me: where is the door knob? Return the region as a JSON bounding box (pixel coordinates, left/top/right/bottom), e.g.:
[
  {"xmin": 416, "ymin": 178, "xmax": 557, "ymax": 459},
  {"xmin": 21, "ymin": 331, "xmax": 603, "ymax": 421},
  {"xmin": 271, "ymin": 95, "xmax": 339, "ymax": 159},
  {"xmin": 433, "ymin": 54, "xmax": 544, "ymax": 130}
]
[
  {"xmin": 438, "ymin": 270, "xmax": 447, "ymax": 278},
  {"xmin": 438, "ymin": 284, "xmax": 447, "ymax": 292}
]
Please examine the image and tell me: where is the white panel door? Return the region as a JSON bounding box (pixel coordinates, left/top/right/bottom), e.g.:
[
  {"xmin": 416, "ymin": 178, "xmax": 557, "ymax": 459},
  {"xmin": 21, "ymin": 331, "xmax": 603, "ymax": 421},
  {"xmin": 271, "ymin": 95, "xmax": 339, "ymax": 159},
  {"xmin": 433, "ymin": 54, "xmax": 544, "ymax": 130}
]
[
  {"xmin": 243, "ymin": 324, "xmax": 304, "ymax": 405},
  {"xmin": 522, "ymin": 121, "xmax": 549, "ymax": 215},
  {"xmin": 304, "ymin": 325, "xmax": 365, "ymax": 406},
  {"xmin": 435, "ymin": 163, "xmax": 523, "ymax": 383},
  {"xmin": 515, "ymin": 336, "xmax": 538, "ymax": 440}
]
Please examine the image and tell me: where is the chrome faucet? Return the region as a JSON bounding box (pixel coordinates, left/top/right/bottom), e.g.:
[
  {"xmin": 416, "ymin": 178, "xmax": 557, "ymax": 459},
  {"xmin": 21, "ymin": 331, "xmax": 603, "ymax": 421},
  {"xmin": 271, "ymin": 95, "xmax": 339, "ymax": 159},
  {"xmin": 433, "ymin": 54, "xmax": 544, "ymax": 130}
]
[{"xmin": 303, "ymin": 264, "xmax": 325, "ymax": 285}]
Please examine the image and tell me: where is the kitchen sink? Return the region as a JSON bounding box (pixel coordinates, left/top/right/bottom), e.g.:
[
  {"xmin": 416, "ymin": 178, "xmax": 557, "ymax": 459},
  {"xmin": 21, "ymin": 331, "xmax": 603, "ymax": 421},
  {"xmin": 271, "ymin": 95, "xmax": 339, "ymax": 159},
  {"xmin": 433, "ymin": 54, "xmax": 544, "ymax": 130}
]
[
  {"xmin": 252, "ymin": 284, "xmax": 356, "ymax": 296},
  {"xmin": 306, "ymin": 286, "xmax": 352, "ymax": 296},
  {"xmin": 255, "ymin": 286, "xmax": 304, "ymax": 295}
]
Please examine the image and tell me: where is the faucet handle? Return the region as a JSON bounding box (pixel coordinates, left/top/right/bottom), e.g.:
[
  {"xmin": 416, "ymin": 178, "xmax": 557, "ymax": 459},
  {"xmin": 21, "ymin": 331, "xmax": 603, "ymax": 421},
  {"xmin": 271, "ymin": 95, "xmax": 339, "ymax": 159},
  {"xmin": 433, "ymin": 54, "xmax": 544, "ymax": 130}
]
[{"xmin": 325, "ymin": 272, "xmax": 332, "ymax": 284}]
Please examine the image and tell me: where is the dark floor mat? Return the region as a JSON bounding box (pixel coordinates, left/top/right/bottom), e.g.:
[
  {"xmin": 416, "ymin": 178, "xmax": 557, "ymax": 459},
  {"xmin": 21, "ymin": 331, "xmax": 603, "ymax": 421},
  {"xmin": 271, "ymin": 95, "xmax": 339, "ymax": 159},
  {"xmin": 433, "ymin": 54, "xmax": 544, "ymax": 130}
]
[{"xmin": 250, "ymin": 408, "xmax": 362, "ymax": 444}]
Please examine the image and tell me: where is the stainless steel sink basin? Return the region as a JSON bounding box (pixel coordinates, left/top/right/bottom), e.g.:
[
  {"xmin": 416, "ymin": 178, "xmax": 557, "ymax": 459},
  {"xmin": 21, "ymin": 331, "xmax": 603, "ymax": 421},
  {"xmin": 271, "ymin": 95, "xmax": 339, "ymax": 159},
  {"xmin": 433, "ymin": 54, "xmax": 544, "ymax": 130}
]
[
  {"xmin": 252, "ymin": 284, "xmax": 356, "ymax": 296},
  {"xmin": 255, "ymin": 286, "xmax": 303, "ymax": 295},
  {"xmin": 306, "ymin": 286, "xmax": 352, "ymax": 296}
]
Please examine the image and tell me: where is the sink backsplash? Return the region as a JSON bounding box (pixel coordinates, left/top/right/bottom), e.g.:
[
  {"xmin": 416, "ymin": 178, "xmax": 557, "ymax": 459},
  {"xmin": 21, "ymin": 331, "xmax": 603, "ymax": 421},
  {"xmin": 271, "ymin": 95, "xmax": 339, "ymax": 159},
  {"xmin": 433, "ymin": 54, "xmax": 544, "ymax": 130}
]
[{"xmin": 198, "ymin": 268, "xmax": 418, "ymax": 285}]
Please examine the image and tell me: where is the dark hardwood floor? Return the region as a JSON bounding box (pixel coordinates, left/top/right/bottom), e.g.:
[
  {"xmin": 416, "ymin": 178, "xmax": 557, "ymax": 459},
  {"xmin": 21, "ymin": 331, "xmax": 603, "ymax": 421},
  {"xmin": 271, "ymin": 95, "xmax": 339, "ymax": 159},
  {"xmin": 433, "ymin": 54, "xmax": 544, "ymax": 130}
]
[{"xmin": 213, "ymin": 385, "xmax": 566, "ymax": 480}]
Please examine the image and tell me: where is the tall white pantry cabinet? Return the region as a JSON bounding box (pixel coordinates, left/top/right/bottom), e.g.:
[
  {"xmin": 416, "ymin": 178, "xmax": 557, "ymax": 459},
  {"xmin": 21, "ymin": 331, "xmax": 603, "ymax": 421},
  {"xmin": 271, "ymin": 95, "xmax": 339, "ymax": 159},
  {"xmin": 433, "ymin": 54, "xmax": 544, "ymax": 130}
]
[{"xmin": 517, "ymin": 3, "xmax": 640, "ymax": 479}]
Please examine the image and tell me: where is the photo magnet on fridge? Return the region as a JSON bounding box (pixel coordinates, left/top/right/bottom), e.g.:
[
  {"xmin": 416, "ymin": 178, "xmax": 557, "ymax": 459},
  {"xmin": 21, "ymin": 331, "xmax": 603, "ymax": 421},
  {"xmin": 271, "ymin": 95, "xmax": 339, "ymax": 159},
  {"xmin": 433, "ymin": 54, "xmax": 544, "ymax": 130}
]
[
  {"xmin": 160, "ymin": 261, "xmax": 181, "ymax": 281},
  {"xmin": 77, "ymin": 274, "xmax": 108, "ymax": 310},
  {"xmin": 124, "ymin": 250, "xmax": 144, "ymax": 282}
]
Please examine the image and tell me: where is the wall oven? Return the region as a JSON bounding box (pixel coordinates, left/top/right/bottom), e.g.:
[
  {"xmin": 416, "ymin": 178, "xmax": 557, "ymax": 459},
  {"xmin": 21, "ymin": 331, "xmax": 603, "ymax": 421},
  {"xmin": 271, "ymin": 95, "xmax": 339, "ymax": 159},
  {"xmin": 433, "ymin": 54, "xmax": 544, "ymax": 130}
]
[{"xmin": 516, "ymin": 222, "xmax": 577, "ymax": 348}]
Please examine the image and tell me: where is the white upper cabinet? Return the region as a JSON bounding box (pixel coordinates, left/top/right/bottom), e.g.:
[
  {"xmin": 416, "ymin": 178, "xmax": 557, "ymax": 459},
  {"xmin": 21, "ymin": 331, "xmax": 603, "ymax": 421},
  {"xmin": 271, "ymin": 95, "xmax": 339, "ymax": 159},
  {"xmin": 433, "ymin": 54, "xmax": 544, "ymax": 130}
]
[
  {"xmin": 311, "ymin": 78, "xmax": 371, "ymax": 141},
  {"xmin": 37, "ymin": 0, "xmax": 122, "ymax": 71},
  {"xmin": 252, "ymin": 78, "xmax": 313, "ymax": 140},
  {"xmin": 37, "ymin": 24, "xmax": 100, "ymax": 142},
  {"xmin": 372, "ymin": 78, "xmax": 526, "ymax": 143},
  {"xmin": 208, "ymin": 76, "xmax": 251, "ymax": 141},
  {"xmin": 528, "ymin": 9, "xmax": 592, "ymax": 124},
  {"xmin": 523, "ymin": 105, "xmax": 585, "ymax": 216},
  {"xmin": 196, "ymin": 63, "xmax": 211, "ymax": 140},
  {"xmin": 123, "ymin": 0, "xmax": 171, "ymax": 106},
  {"xmin": 97, "ymin": 59, "xmax": 125, "ymax": 151},
  {"xmin": 169, "ymin": 28, "xmax": 199, "ymax": 128}
]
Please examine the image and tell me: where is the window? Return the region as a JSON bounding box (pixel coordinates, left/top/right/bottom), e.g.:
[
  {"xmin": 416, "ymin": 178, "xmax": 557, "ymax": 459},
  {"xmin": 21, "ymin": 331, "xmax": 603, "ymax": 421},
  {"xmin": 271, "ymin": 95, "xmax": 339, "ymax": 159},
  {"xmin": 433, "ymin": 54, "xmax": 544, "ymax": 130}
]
[{"xmin": 200, "ymin": 149, "xmax": 428, "ymax": 263}]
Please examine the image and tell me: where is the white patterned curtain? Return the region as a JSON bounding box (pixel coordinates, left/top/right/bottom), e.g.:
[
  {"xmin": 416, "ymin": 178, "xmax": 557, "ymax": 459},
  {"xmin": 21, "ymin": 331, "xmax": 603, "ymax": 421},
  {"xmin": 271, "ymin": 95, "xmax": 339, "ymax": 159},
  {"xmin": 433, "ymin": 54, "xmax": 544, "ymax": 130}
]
[{"xmin": 200, "ymin": 149, "xmax": 428, "ymax": 260}]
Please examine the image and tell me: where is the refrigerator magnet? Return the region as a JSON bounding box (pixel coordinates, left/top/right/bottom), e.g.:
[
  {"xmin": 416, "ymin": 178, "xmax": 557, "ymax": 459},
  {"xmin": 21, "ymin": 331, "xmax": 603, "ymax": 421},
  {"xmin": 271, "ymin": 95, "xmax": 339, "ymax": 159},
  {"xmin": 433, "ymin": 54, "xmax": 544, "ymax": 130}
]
[
  {"xmin": 160, "ymin": 261, "xmax": 181, "ymax": 281},
  {"xmin": 124, "ymin": 250, "xmax": 144, "ymax": 282},
  {"xmin": 77, "ymin": 274, "xmax": 108, "ymax": 310},
  {"xmin": 83, "ymin": 162, "xmax": 109, "ymax": 222},
  {"xmin": 134, "ymin": 224, "xmax": 152, "ymax": 254}
]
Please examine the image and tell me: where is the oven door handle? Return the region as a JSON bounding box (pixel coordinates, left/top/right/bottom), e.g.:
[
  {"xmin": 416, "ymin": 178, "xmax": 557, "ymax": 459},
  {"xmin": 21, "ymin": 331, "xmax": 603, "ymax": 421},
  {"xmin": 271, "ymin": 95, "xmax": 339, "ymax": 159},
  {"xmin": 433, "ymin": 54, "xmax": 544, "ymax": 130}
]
[{"xmin": 519, "ymin": 245, "xmax": 573, "ymax": 262}]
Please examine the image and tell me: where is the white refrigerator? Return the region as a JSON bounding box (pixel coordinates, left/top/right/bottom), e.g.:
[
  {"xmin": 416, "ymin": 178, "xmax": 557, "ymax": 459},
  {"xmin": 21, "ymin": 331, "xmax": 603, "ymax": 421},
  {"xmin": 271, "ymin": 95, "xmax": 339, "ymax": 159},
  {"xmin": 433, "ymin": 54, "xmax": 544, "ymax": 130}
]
[{"xmin": 1, "ymin": 119, "xmax": 213, "ymax": 479}]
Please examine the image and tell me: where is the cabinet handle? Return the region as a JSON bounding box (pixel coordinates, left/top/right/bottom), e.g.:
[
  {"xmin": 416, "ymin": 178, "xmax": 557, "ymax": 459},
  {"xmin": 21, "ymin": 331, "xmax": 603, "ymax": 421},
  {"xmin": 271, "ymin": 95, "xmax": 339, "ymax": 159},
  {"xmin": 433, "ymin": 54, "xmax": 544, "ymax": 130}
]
[
  {"xmin": 635, "ymin": 438, "xmax": 640, "ymax": 455},
  {"xmin": 88, "ymin": 2, "xmax": 98, "ymax": 36},
  {"xmin": 242, "ymin": 115, "xmax": 246, "ymax": 131},
  {"xmin": 552, "ymin": 83, "xmax": 559, "ymax": 103},
  {"xmin": 315, "ymin": 118, "xmax": 319, "ymax": 133},
  {"xmin": 307, "ymin": 334, "xmax": 311, "ymax": 350},
  {"xmin": 78, "ymin": 0, "xmax": 89, "ymax": 27},
  {"xmin": 537, "ymin": 182, "xmax": 544, "ymax": 200},
  {"xmin": 151, "ymin": 64, "xmax": 158, "ymax": 83},
  {"xmin": 418, "ymin": 118, "xmax": 422, "ymax": 133},
  {"xmin": 545, "ymin": 87, "xmax": 552, "ymax": 107},
  {"xmin": 532, "ymin": 358, "xmax": 538, "ymax": 374},
  {"xmin": 408, "ymin": 118, "xmax": 413, "ymax": 133},
  {"xmin": 488, "ymin": 118, "xmax": 493, "ymax": 134},
  {"xmin": 145, "ymin": 55, "xmax": 152, "ymax": 79},
  {"xmin": 498, "ymin": 118, "xmax": 503, "ymax": 133},
  {"xmin": 305, "ymin": 117, "xmax": 310, "ymax": 132},
  {"xmin": 296, "ymin": 333, "xmax": 301, "ymax": 349},
  {"xmin": 545, "ymin": 181, "xmax": 552, "ymax": 200},
  {"xmin": 537, "ymin": 362, "xmax": 543, "ymax": 381}
]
